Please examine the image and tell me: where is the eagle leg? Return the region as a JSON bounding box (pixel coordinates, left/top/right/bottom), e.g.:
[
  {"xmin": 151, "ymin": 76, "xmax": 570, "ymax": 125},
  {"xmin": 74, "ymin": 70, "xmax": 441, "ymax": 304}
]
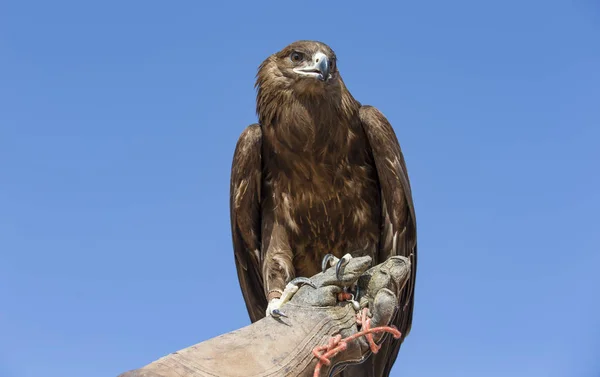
[
  {"xmin": 266, "ymin": 277, "xmax": 316, "ymax": 318},
  {"xmin": 321, "ymin": 253, "xmax": 354, "ymax": 280}
]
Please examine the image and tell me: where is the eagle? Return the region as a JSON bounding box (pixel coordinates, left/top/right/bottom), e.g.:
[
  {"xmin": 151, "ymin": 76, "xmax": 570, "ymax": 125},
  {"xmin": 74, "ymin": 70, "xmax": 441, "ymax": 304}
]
[{"xmin": 230, "ymin": 40, "xmax": 417, "ymax": 377}]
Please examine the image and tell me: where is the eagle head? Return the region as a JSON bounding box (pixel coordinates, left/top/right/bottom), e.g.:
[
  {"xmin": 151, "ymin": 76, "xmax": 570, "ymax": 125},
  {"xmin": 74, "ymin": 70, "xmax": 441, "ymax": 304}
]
[{"xmin": 256, "ymin": 40, "xmax": 341, "ymax": 99}]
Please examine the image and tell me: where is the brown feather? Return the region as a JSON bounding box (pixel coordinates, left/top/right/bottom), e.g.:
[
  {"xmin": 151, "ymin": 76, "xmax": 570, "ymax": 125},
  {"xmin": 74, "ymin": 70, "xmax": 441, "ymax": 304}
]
[{"xmin": 230, "ymin": 124, "xmax": 267, "ymax": 321}]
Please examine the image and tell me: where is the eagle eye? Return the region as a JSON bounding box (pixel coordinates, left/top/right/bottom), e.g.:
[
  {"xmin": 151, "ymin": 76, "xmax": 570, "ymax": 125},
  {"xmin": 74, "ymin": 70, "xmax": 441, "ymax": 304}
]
[{"xmin": 290, "ymin": 51, "xmax": 304, "ymax": 63}]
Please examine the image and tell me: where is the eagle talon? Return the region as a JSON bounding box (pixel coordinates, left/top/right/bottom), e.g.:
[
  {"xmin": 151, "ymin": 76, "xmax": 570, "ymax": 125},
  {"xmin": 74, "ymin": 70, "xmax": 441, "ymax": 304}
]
[
  {"xmin": 288, "ymin": 276, "xmax": 317, "ymax": 289},
  {"xmin": 271, "ymin": 308, "xmax": 287, "ymax": 318},
  {"xmin": 335, "ymin": 253, "xmax": 353, "ymax": 280},
  {"xmin": 321, "ymin": 254, "xmax": 336, "ymax": 273},
  {"xmin": 266, "ymin": 276, "xmax": 316, "ymax": 318}
]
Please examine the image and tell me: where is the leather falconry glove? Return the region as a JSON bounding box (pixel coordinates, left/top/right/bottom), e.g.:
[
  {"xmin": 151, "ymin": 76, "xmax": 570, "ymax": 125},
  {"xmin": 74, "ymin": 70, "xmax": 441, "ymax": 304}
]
[{"xmin": 118, "ymin": 255, "xmax": 411, "ymax": 377}]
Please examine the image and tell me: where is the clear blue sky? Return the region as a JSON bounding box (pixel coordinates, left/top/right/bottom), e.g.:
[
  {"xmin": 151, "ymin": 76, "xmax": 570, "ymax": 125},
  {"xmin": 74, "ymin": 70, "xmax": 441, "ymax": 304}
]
[{"xmin": 1, "ymin": 1, "xmax": 599, "ymax": 376}]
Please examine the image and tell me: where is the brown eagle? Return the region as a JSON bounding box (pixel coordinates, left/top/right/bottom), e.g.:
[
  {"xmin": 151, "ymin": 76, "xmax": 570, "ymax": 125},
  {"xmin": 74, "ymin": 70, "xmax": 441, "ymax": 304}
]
[{"xmin": 230, "ymin": 40, "xmax": 417, "ymax": 377}]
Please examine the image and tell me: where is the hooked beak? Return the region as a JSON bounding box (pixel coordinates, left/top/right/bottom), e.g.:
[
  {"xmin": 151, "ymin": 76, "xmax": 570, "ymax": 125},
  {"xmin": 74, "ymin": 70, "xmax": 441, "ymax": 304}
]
[{"xmin": 294, "ymin": 52, "xmax": 331, "ymax": 82}]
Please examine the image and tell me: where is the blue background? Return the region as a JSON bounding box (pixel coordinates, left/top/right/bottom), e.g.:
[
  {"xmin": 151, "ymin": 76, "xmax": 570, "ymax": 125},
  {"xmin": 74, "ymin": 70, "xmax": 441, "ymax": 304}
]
[{"xmin": 1, "ymin": 1, "xmax": 599, "ymax": 376}]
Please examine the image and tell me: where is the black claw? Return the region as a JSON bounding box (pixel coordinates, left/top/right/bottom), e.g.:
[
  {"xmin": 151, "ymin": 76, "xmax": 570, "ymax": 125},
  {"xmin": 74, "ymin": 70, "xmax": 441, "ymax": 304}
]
[
  {"xmin": 335, "ymin": 257, "xmax": 346, "ymax": 280},
  {"xmin": 272, "ymin": 309, "xmax": 287, "ymax": 318},
  {"xmin": 321, "ymin": 253, "xmax": 335, "ymax": 272},
  {"xmin": 289, "ymin": 276, "xmax": 317, "ymax": 289}
]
